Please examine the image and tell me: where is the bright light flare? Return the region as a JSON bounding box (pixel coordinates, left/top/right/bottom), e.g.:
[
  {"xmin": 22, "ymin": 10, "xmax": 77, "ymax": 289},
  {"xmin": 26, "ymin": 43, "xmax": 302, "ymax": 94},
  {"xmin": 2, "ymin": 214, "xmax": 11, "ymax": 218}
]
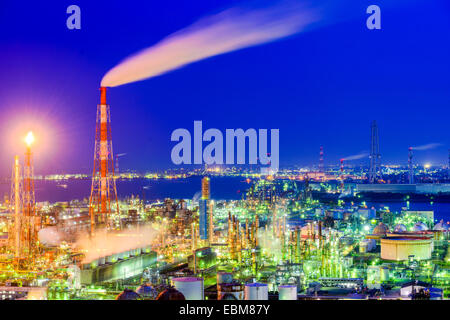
[{"xmin": 24, "ymin": 131, "xmax": 35, "ymax": 147}]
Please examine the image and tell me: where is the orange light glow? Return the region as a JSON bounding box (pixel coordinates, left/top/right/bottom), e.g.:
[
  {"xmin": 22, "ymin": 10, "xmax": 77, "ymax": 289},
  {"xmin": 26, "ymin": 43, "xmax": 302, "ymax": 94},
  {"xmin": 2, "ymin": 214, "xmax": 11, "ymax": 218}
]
[{"xmin": 24, "ymin": 131, "xmax": 35, "ymax": 147}]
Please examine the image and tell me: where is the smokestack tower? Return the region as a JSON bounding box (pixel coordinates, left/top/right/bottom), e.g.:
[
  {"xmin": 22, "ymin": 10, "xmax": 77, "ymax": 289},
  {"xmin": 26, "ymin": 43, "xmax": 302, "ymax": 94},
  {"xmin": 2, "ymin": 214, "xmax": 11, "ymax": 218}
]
[
  {"xmin": 10, "ymin": 155, "xmax": 22, "ymax": 259},
  {"xmin": 408, "ymin": 147, "xmax": 414, "ymax": 184},
  {"xmin": 89, "ymin": 87, "xmax": 120, "ymax": 234},
  {"xmin": 319, "ymin": 146, "xmax": 324, "ymax": 173},
  {"xmin": 201, "ymin": 176, "xmax": 210, "ymax": 200},
  {"xmin": 199, "ymin": 176, "xmax": 212, "ymax": 241},
  {"xmin": 23, "ymin": 132, "xmax": 38, "ymax": 256},
  {"xmin": 368, "ymin": 120, "xmax": 381, "ymax": 183}
]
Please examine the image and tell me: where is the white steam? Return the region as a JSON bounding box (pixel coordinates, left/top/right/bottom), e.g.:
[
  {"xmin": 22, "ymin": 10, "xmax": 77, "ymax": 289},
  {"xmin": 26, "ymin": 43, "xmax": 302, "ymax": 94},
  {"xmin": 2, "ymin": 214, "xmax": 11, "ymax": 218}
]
[
  {"xmin": 411, "ymin": 143, "xmax": 442, "ymax": 151},
  {"xmin": 257, "ymin": 227, "xmax": 283, "ymax": 260},
  {"xmin": 342, "ymin": 152, "xmax": 369, "ymax": 161},
  {"xmin": 38, "ymin": 227, "xmax": 63, "ymax": 247},
  {"xmin": 101, "ymin": 2, "xmax": 319, "ymax": 87},
  {"xmin": 76, "ymin": 225, "xmax": 159, "ymax": 264}
]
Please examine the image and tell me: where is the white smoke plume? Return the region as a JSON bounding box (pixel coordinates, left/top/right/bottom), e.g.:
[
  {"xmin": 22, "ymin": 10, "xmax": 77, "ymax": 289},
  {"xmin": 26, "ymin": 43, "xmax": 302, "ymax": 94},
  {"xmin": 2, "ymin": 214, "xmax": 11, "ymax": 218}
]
[
  {"xmin": 101, "ymin": 1, "xmax": 319, "ymax": 87},
  {"xmin": 257, "ymin": 226, "xmax": 282, "ymax": 260},
  {"xmin": 411, "ymin": 143, "xmax": 442, "ymax": 151},
  {"xmin": 38, "ymin": 227, "xmax": 63, "ymax": 247},
  {"xmin": 342, "ymin": 152, "xmax": 369, "ymax": 161},
  {"xmin": 76, "ymin": 224, "xmax": 160, "ymax": 264}
]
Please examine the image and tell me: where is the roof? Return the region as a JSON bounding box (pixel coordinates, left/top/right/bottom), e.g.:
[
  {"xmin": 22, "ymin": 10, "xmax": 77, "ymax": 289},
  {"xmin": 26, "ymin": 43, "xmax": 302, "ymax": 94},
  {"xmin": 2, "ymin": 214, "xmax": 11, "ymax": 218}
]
[
  {"xmin": 373, "ymin": 222, "xmax": 389, "ymax": 235},
  {"xmin": 400, "ymin": 280, "xmax": 431, "ymax": 288}
]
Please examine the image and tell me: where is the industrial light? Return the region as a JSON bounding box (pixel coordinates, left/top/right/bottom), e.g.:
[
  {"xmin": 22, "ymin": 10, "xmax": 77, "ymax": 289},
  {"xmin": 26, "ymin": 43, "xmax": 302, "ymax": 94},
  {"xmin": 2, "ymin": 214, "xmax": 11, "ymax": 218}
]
[{"xmin": 24, "ymin": 131, "xmax": 35, "ymax": 147}]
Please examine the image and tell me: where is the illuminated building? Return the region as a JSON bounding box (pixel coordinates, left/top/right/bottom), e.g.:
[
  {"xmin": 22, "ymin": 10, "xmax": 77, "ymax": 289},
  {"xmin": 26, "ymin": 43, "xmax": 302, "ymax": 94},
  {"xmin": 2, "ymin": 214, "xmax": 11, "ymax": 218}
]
[{"xmin": 199, "ymin": 177, "xmax": 212, "ymax": 241}]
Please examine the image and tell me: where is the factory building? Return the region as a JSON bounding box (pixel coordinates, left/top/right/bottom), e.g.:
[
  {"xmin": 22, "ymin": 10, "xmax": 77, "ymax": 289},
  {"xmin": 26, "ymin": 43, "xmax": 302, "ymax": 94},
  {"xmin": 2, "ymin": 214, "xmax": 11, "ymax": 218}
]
[
  {"xmin": 80, "ymin": 249, "xmax": 157, "ymax": 285},
  {"xmin": 356, "ymin": 183, "xmax": 450, "ymax": 194},
  {"xmin": 187, "ymin": 247, "xmax": 217, "ymax": 272},
  {"xmin": 366, "ymin": 265, "xmax": 389, "ymax": 289},
  {"xmin": 198, "ymin": 200, "xmax": 209, "ymax": 240}
]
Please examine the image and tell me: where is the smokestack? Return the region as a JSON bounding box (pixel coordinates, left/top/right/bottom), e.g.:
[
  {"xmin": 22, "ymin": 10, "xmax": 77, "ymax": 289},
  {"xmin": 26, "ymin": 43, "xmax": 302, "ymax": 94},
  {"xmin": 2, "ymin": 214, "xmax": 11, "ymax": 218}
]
[
  {"xmin": 319, "ymin": 146, "xmax": 324, "ymax": 173},
  {"xmin": 12, "ymin": 155, "xmax": 21, "ymax": 258},
  {"xmin": 369, "ymin": 120, "xmax": 381, "ymax": 183},
  {"xmin": 201, "ymin": 176, "xmax": 210, "ymax": 200},
  {"xmin": 89, "ymin": 86, "xmax": 120, "ymax": 234},
  {"xmin": 23, "ymin": 131, "xmax": 37, "ymax": 255},
  {"xmin": 100, "ymin": 87, "xmax": 107, "ymax": 105},
  {"xmin": 408, "ymin": 147, "xmax": 414, "ymax": 184}
]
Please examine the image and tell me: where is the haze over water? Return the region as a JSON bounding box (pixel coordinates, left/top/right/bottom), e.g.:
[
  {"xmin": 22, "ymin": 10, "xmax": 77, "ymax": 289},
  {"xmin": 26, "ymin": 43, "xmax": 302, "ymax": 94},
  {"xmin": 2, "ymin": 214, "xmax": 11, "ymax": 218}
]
[{"xmin": 0, "ymin": 177, "xmax": 449, "ymax": 222}]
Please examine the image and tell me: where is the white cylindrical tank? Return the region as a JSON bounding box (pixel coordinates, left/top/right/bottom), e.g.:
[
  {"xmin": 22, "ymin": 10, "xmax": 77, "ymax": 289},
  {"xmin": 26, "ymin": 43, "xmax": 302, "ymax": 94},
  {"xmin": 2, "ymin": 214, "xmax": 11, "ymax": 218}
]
[
  {"xmin": 173, "ymin": 277, "xmax": 204, "ymax": 300},
  {"xmin": 278, "ymin": 285, "xmax": 297, "ymax": 300},
  {"xmin": 217, "ymin": 272, "xmax": 233, "ymax": 284},
  {"xmin": 244, "ymin": 283, "xmax": 268, "ymax": 300}
]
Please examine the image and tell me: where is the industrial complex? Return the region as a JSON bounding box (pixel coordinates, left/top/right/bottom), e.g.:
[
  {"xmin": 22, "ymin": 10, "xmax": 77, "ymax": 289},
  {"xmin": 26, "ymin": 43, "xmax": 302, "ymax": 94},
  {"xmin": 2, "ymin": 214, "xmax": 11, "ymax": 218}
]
[
  {"xmin": 0, "ymin": 1, "xmax": 449, "ymax": 303},
  {"xmin": 0, "ymin": 88, "xmax": 448, "ymax": 301}
]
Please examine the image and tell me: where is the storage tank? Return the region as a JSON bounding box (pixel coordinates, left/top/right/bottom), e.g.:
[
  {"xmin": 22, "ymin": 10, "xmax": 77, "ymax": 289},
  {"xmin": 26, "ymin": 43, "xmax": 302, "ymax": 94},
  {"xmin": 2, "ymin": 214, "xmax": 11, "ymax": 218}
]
[
  {"xmin": 218, "ymin": 283, "xmax": 244, "ymax": 300},
  {"xmin": 172, "ymin": 277, "xmax": 204, "ymax": 300},
  {"xmin": 244, "ymin": 283, "xmax": 268, "ymax": 300},
  {"xmin": 278, "ymin": 285, "xmax": 297, "ymax": 300},
  {"xmin": 381, "ymin": 237, "xmax": 432, "ymax": 260},
  {"xmin": 217, "ymin": 272, "xmax": 233, "ymax": 285}
]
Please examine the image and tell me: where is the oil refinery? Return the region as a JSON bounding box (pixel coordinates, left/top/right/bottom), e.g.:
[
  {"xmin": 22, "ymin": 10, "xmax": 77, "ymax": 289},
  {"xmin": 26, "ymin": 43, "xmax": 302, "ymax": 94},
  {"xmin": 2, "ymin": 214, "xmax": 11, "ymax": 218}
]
[
  {"xmin": 0, "ymin": 0, "xmax": 449, "ymax": 307},
  {"xmin": 0, "ymin": 88, "xmax": 448, "ymax": 300}
]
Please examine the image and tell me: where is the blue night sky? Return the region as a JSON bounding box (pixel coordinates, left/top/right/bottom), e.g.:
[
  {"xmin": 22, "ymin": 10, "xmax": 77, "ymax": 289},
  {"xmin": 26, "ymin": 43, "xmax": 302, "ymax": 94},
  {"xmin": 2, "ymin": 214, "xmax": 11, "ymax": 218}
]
[{"xmin": 0, "ymin": 0, "xmax": 449, "ymax": 175}]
